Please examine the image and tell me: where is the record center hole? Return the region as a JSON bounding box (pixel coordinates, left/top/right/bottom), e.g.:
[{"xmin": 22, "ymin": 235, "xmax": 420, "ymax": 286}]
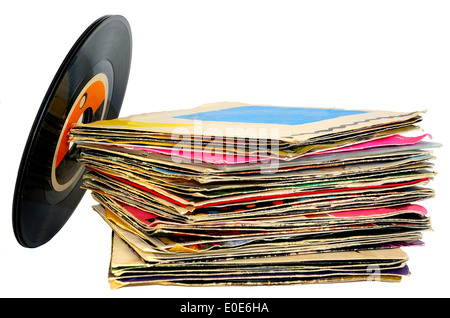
[
  {"xmin": 68, "ymin": 107, "xmax": 94, "ymax": 159},
  {"xmin": 79, "ymin": 93, "xmax": 87, "ymax": 109}
]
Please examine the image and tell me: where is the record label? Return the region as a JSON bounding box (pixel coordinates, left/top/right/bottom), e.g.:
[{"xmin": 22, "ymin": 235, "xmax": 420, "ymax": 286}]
[{"xmin": 51, "ymin": 73, "xmax": 109, "ymax": 192}]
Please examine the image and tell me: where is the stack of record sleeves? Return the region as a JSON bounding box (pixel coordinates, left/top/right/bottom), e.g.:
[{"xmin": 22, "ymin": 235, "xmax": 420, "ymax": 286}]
[{"xmin": 69, "ymin": 102, "xmax": 439, "ymax": 289}]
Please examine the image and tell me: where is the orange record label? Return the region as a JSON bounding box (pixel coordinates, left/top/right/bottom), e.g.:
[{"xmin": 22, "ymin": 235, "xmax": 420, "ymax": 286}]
[{"xmin": 51, "ymin": 73, "xmax": 108, "ymax": 192}]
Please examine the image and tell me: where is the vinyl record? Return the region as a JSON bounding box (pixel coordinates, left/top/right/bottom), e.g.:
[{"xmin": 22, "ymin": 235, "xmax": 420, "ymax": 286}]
[{"xmin": 12, "ymin": 15, "xmax": 132, "ymax": 248}]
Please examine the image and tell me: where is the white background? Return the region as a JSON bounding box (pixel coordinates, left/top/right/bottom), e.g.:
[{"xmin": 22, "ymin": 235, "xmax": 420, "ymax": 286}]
[{"xmin": 0, "ymin": 0, "xmax": 449, "ymax": 298}]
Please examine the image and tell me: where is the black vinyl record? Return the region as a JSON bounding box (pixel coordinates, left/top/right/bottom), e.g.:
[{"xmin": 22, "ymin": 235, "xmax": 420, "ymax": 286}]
[{"xmin": 12, "ymin": 15, "xmax": 132, "ymax": 248}]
